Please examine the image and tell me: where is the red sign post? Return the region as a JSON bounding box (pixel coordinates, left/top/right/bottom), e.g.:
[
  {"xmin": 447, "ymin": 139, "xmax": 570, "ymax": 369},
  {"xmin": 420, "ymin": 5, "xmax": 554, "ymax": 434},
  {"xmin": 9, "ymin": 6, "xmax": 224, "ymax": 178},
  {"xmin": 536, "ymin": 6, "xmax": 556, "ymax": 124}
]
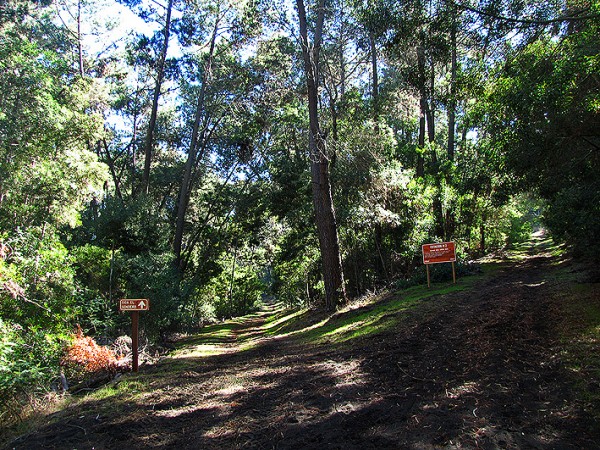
[
  {"xmin": 422, "ymin": 242, "xmax": 457, "ymax": 287},
  {"xmin": 119, "ymin": 299, "xmax": 150, "ymax": 372}
]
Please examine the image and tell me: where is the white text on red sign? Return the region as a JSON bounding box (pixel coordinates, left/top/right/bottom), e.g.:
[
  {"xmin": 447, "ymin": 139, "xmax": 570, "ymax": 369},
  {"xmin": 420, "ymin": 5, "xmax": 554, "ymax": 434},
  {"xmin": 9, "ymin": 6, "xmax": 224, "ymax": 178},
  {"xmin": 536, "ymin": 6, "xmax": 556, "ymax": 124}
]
[{"xmin": 422, "ymin": 242, "xmax": 456, "ymax": 264}]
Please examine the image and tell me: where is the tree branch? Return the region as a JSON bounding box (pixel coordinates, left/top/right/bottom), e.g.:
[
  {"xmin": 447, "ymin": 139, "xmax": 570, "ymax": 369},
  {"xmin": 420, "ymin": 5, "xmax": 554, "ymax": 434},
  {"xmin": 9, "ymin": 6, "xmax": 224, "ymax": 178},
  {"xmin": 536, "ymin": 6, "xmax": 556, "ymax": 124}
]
[{"xmin": 449, "ymin": 1, "xmax": 599, "ymax": 25}]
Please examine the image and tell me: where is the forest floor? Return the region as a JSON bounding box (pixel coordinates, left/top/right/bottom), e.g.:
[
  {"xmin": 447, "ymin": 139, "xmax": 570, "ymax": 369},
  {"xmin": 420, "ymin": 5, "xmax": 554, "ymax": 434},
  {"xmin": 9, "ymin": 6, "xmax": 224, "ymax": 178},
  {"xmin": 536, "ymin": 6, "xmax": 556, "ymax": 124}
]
[{"xmin": 4, "ymin": 234, "xmax": 600, "ymax": 449}]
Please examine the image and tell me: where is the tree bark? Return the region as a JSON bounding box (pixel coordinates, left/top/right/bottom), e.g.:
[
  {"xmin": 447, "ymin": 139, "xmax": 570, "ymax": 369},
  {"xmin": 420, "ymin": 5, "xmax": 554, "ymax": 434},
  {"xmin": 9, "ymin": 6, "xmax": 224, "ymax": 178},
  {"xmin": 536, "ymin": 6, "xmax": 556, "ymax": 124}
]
[
  {"xmin": 77, "ymin": 0, "xmax": 84, "ymax": 77},
  {"xmin": 339, "ymin": 13, "xmax": 346, "ymax": 98},
  {"xmin": 141, "ymin": 0, "xmax": 174, "ymax": 196},
  {"xmin": 229, "ymin": 239, "xmax": 238, "ymax": 316},
  {"xmin": 101, "ymin": 138, "xmax": 124, "ymax": 201},
  {"xmin": 416, "ymin": 44, "xmax": 426, "ymax": 178},
  {"xmin": 173, "ymin": 13, "xmax": 219, "ymax": 275},
  {"xmin": 444, "ymin": 15, "xmax": 458, "ymax": 239},
  {"xmin": 297, "ymin": 0, "xmax": 346, "ymax": 311},
  {"xmin": 447, "ymin": 16, "xmax": 457, "ymax": 162},
  {"xmin": 417, "ymin": 99, "xmax": 425, "ymax": 178},
  {"xmin": 370, "ymin": 31, "xmax": 379, "ymax": 132},
  {"xmin": 418, "ymin": 40, "xmax": 445, "ymax": 239},
  {"xmin": 371, "ymin": 34, "xmax": 388, "ymax": 280}
]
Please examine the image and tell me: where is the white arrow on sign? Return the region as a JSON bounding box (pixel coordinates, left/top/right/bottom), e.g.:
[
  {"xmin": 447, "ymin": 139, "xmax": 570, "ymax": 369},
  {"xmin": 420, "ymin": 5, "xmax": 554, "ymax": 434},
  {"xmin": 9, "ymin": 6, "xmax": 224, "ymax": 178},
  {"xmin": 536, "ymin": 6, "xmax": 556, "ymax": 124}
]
[{"xmin": 119, "ymin": 298, "xmax": 150, "ymax": 311}]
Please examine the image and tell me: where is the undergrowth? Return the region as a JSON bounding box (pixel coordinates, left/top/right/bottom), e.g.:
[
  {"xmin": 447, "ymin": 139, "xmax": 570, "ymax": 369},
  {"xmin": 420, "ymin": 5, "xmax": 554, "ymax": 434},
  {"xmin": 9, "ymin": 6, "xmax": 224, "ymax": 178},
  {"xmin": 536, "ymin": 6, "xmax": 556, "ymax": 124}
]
[
  {"xmin": 555, "ymin": 267, "xmax": 600, "ymax": 422},
  {"xmin": 61, "ymin": 325, "xmax": 127, "ymax": 386}
]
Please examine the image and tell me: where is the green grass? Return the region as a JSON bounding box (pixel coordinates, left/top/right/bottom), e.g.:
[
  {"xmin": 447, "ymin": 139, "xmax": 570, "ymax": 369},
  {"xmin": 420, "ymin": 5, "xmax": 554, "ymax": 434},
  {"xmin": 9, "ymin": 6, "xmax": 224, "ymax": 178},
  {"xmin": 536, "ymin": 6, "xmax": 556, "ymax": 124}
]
[
  {"xmin": 557, "ymin": 278, "xmax": 600, "ymax": 417},
  {"xmin": 260, "ymin": 307, "xmax": 308, "ymax": 336},
  {"xmin": 287, "ymin": 278, "xmax": 479, "ymax": 345}
]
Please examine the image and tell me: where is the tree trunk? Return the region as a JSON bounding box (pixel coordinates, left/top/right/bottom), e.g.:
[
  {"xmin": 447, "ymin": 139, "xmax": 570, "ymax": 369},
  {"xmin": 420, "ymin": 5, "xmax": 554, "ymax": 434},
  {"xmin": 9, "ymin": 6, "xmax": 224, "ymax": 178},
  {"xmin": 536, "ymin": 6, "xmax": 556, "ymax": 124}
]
[
  {"xmin": 141, "ymin": 0, "xmax": 174, "ymax": 196},
  {"xmin": 370, "ymin": 31, "xmax": 379, "ymax": 132},
  {"xmin": 371, "ymin": 31, "xmax": 387, "ymax": 279},
  {"xmin": 173, "ymin": 14, "xmax": 219, "ymax": 275},
  {"xmin": 229, "ymin": 240, "xmax": 238, "ymax": 316},
  {"xmin": 417, "ymin": 100, "xmax": 425, "ymax": 178},
  {"xmin": 480, "ymin": 219, "xmax": 486, "ymax": 253},
  {"xmin": 444, "ymin": 17, "xmax": 458, "ymax": 239},
  {"xmin": 425, "ymin": 69, "xmax": 437, "ymax": 163},
  {"xmin": 297, "ymin": 0, "xmax": 346, "ymax": 311},
  {"xmin": 173, "ymin": 93, "xmax": 204, "ymax": 274},
  {"xmin": 339, "ymin": 5, "xmax": 346, "ymax": 98},
  {"xmin": 416, "ymin": 44, "xmax": 427, "ymax": 178},
  {"xmin": 77, "ymin": 0, "xmax": 84, "ymax": 77},
  {"xmin": 447, "ymin": 19, "xmax": 457, "ymax": 162},
  {"xmin": 310, "ymin": 144, "xmax": 346, "ymax": 310},
  {"xmin": 418, "ymin": 41, "xmax": 445, "ymax": 239},
  {"xmin": 101, "ymin": 139, "xmax": 124, "ymax": 201}
]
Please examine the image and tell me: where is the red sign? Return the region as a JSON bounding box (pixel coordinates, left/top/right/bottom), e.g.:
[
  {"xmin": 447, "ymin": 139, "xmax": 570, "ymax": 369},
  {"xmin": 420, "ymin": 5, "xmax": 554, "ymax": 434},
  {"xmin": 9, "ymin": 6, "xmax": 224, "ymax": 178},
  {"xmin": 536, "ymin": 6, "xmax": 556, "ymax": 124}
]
[
  {"xmin": 422, "ymin": 242, "xmax": 456, "ymax": 265},
  {"xmin": 119, "ymin": 299, "xmax": 150, "ymax": 311}
]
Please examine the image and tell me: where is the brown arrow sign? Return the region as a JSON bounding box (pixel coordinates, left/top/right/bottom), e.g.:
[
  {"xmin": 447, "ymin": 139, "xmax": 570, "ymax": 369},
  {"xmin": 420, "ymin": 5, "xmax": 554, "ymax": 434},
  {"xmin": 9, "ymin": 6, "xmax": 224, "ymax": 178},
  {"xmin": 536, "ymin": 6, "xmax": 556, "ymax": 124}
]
[
  {"xmin": 119, "ymin": 298, "xmax": 150, "ymax": 311},
  {"xmin": 119, "ymin": 298, "xmax": 150, "ymax": 373}
]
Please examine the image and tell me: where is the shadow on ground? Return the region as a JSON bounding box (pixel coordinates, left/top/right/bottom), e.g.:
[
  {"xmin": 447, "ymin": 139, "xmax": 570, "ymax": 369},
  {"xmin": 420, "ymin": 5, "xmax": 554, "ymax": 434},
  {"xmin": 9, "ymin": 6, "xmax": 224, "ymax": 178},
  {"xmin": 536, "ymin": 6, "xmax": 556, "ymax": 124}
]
[{"xmin": 6, "ymin": 248, "xmax": 600, "ymax": 449}]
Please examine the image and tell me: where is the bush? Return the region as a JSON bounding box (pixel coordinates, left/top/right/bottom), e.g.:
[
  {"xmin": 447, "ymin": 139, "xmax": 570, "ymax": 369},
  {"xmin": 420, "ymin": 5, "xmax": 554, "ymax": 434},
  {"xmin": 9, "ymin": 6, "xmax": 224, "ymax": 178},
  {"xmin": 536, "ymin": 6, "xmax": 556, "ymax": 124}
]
[
  {"xmin": 394, "ymin": 260, "xmax": 481, "ymax": 290},
  {"xmin": 543, "ymin": 183, "xmax": 600, "ymax": 258},
  {"xmin": 61, "ymin": 325, "xmax": 126, "ymax": 387},
  {"xmin": 0, "ymin": 319, "xmax": 66, "ymax": 424}
]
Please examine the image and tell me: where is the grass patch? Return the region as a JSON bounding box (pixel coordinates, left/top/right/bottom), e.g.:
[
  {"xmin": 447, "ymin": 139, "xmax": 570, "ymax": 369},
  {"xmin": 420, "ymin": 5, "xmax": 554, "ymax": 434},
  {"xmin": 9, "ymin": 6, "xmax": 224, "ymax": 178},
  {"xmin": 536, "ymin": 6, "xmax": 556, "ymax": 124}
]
[
  {"xmin": 294, "ymin": 279, "xmax": 477, "ymax": 345},
  {"xmin": 176, "ymin": 322, "xmax": 239, "ymax": 347},
  {"xmin": 0, "ymin": 393, "xmax": 70, "ymax": 447},
  {"xmin": 260, "ymin": 307, "xmax": 308, "ymax": 335},
  {"xmin": 79, "ymin": 378, "xmax": 147, "ymax": 405},
  {"xmin": 553, "ymin": 270, "xmax": 600, "ymax": 420}
]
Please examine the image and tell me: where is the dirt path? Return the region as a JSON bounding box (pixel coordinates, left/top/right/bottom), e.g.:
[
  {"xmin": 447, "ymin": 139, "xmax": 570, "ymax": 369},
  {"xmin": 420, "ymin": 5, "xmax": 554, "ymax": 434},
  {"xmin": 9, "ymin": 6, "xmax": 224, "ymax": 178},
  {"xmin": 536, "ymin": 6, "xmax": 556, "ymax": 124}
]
[{"xmin": 6, "ymin": 247, "xmax": 600, "ymax": 449}]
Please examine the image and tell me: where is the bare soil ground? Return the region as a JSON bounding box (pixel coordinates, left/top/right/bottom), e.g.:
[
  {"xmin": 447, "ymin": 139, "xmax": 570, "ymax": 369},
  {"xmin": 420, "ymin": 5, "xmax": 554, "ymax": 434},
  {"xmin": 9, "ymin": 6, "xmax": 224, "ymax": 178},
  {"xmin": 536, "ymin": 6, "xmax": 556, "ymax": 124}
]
[{"xmin": 5, "ymin": 242, "xmax": 600, "ymax": 449}]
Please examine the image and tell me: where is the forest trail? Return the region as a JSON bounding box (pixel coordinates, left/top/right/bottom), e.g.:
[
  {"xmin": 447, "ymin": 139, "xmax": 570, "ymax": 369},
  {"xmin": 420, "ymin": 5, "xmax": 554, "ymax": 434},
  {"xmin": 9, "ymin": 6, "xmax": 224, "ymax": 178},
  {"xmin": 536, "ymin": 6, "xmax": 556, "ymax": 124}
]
[{"xmin": 6, "ymin": 236, "xmax": 600, "ymax": 449}]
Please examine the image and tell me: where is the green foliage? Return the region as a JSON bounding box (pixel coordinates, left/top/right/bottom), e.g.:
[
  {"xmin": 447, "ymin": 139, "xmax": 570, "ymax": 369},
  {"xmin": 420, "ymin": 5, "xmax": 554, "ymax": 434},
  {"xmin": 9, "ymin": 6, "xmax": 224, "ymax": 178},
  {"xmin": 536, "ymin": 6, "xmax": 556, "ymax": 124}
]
[
  {"xmin": 502, "ymin": 195, "xmax": 543, "ymax": 248},
  {"xmin": 81, "ymin": 196, "xmax": 171, "ymax": 255},
  {"xmin": 0, "ymin": 227, "xmax": 85, "ymax": 422},
  {"xmin": 0, "ymin": 1, "xmax": 111, "ymax": 421},
  {"xmin": 0, "ymin": 318, "xmax": 68, "ymax": 423},
  {"xmin": 0, "ymin": 20, "xmax": 108, "ymax": 230},
  {"xmin": 395, "ymin": 261, "xmax": 480, "ymax": 289},
  {"xmin": 543, "ymin": 183, "xmax": 600, "ymax": 255},
  {"xmin": 186, "ymin": 248, "xmax": 267, "ymax": 324},
  {"xmin": 71, "ymin": 245, "xmax": 123, "ymax": 337},
  {"xmin": 271, "ymin": 227, "xmax": 322, "ymax": 306},
  {"xmin": 119, "ymin": 251, "xmax": 179, "ymax": 338},
  {"xmin": 481, "ymin": 16, "xmax": 600, "ymax": 253},
  {"xmin": 0, "ymin": 228, "xmax": 78, "ymax": 328}
]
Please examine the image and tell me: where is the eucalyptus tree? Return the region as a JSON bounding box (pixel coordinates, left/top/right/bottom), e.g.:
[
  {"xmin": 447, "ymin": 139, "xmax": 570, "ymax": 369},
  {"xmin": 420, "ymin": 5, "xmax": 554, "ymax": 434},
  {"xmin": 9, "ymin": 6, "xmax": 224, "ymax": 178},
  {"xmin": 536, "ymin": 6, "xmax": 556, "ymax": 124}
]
[
  {"xmin": 115, "ymin": 0, "xmax": 179, "ymax": 196},
  {"xmin": 305, "ymin": 0, "xmax": 388, "ymax": 290},
  {"xmin": 295, "ymin": 0, "xmax": 347, "ymax": 310},
  {"xmin": 171, "ymin": 0, "xmax": 261, "ymax": 277}
]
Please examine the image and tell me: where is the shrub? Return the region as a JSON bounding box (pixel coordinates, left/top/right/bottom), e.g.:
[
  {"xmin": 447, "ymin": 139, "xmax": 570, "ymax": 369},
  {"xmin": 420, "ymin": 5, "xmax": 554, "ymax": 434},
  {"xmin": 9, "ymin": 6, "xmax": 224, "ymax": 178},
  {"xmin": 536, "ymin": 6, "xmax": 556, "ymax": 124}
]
[
  {"xmin": 0, "ymin": 319, "xmax": 66, "ymax": 425},
  {"xmin": 61, "ymin": 326, "xmax": 125, "ymax": 386}
]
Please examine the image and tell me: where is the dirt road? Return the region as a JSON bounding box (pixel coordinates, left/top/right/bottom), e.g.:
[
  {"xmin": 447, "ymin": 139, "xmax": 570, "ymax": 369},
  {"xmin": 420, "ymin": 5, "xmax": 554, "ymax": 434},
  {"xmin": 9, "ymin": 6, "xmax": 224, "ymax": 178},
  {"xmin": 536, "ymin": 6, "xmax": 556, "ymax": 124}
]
[{"xmin": 6, "ymin": 245, "xmax": 600, "ymax": 449}]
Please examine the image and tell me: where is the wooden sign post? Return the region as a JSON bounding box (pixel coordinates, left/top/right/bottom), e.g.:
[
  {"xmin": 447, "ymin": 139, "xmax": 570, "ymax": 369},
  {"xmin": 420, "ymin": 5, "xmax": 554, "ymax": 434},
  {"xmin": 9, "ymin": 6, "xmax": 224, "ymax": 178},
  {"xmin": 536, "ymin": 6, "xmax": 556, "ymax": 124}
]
[
  {"xmin": 119, "ymin": 299, "xmax": 150, "ymax": 372},
  {"xmin": 422, "ymin": 242, "xmax": 457, "ymax": 288}
]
